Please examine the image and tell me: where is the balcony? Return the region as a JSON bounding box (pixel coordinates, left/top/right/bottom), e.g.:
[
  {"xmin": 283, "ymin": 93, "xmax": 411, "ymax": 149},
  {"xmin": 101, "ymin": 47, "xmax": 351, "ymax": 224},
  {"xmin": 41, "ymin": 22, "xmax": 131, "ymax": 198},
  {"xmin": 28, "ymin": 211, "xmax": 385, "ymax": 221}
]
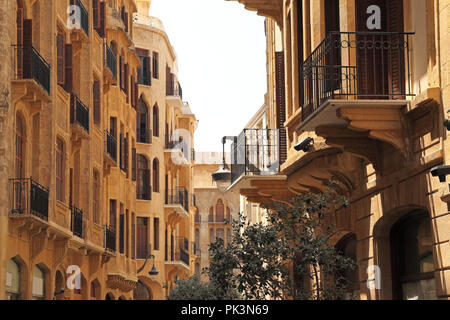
[
  {"xmin": 297, "ymin": 31, "xmax": 414, "ymax": 132},
  {"xmin": 104, "ymin": 43, "xmax": 117, "ymax": 84},
  {"xmin": 105, "ymin": 226, "xmax": 116, "ymax": 253},
  {"xmin": 70, "ymin": 94, "xmax": 90, "ymax": 137},
  {"xmin": 9, "ymin": 178, "xmax": 49, "ymax": 221},
  {"xmin": 70, "ymin": 0, "xmax": 89, "ymax": 42},
  {"xmin": 165, "ymin": 136, "xmax": 190, "ymax": 165},
  {"xmin": 166, "ymin": 80, "xmax": 183, "ymax": 109},
  {"xmin": 105, "ymin": 130, "xmax": 117, "ymax": 166},
  {"xmin": 12, "ymin": 44, "xmax": 51, "ymax": 101},
  {"xmin": 228, "ymin": 0, "xmax": 283, "ymax": 26},
  {"xmin": 137, "ymin": 128, "xmax": 152, "ymax": 144},
  {"xmin": 164, "ymin": 188, "xmax": 189, "ymax": 221},
  {"xmin": 70, "ymin": 206, "xmax": 83, "ymax": 238},
  {"xmin": 165, "ymin": 237, "xmax": 190, "ymax": 271}
]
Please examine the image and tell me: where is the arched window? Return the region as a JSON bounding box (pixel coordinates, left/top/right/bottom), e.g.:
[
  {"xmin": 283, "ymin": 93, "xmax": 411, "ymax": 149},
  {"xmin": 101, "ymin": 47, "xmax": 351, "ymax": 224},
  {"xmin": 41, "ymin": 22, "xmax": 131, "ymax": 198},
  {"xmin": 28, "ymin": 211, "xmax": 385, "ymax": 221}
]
[
  {"xmin": 208, "ymin": 207, "xmax": 214, "ymax": 223},
  {"xmin": 152, "ymin": 158, "xmax": 159, "ymax": 193},
  {"xmin": 209, "ymin": 228, "xmax": 214, "ymax": 244},
  {"xmin": 32, "ymin": 265, "xmax": 45, "ymax": 300},
  {"xmin": 216, "ymin": 228, "xmax": 224, "ymax": 242},
  {"xmin": 105, "ymin": 292, "xmax": 115, "ymax": 300},
  {"xmin": 335, "ymin": 233, "xmax": 359, "ymax": 299},
  {"xmin": 152, "ymin": 105, "xmax": 159, "ymax": 137},
  {"xmin": 90, "ymin": 279, "xmax": 101, "ymax": 300},
  {"xmin": 216, "ymin": 200, "xmax": 224, "ymax": 223},
  {"xmin": 226, "ymin": 207, "xmax": 231, "ymax": 222},
  {"xmin": 137, "ymin": 98, "xmax": 149, "ymax": 143},
  {"xmin": 6, "ymin": 259, "xmax": 21, "ymax": 300},
  {"xmin": 137, "ymin": 155, "xmax": 150, "ymax": 200},
  {"xmin": 391, "ymin": 211, "xmax": 436, "ymax": 300},
  {"xmin": 195, "ymin": 208, "xmax": 200, "ymax": 223},
  {"xmin": 133, "ymin": 281, "xmax": 152, "ymax": 300},
  {"xmin": 15, "ymin": 114, "xmax": 25, "ymax": 178}
]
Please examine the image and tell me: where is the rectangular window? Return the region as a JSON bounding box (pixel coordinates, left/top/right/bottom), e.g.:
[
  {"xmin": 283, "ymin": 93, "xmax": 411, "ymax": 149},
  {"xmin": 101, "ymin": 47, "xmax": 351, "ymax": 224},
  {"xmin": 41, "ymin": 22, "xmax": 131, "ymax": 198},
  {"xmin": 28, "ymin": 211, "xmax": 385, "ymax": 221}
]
[
  {"xmin": 136, "ymin": 217, "xmax": 148, "ymax": 259},
  {"xmin": 93, "ymin": 171, "xmax": 99, "ymax": 224},
  {"xmin": 152, "ymin": 52, "xmax": 159, "ymax": 79},
  {"xmin": 131, "ymin": 213, "xmax": 136, "ymax": 259},
  {"xmin": 56, "ymin": 139, "xmax": 64, "ymax": 202},
  {"xmin": 153, "ymin": 218, "xmax": 160, "ymax": 251},
  {"xmin": 125, "ymin": 210, "xmax": 129, "ymax": 257}
]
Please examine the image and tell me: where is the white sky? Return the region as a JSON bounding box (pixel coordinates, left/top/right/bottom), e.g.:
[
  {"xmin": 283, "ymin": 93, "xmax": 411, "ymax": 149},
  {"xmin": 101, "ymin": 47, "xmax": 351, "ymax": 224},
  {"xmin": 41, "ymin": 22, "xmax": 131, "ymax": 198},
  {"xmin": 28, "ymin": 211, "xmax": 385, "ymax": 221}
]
[{"xmin": 149, "ymin": 0, "xmax": 267, "ymax": 152}]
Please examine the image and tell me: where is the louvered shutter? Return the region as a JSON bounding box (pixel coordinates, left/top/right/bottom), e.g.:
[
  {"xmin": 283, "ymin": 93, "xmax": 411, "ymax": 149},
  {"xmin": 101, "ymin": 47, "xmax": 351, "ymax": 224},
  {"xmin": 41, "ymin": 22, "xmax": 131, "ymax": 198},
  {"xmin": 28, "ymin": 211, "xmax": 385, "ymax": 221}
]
[
  {"xmin": 99, "ymin": 2, "xmax": 106, "ymax": 38},
  {"xmin": 57, "ymin": 33, "xmax": 65, "ymax": 85},
  {"xmin": 387, "ymin": 0, "xmax": 405, "ymax": 98},
  {"xmin": 275, "ymin": 52, "xmax": 287, "ymax": 165},
  {"xmin": 124, "ymin": 12, "xmax": 129, "ymax": 32},
  {"xmin": 64, "ymin": 44, "xmax": 73, "ymax": 92},
  {"xmin": 93, "ymin": 80, "xmax": 100, "ymax": 124},
  {"xmin": 93, "ymin": 0, "xmax": 100, "ymax": 29},
  {"xmin": 120, "ymin": 133, "xmax": 124, "ymax": 170},
  {"xmin": 132, "ymin": 148, "xmax": 136, "ymax": 181},
  {"xmin": 324, "ymin": 0, "xmax": 341, "ymax": 93},
  {"xmin": 125, "ymin": 63, "xmax": 129, "ymax": 102},
  {"xmin": 22, "ymin": 19, "xmax": 32, "ymax": 79}
]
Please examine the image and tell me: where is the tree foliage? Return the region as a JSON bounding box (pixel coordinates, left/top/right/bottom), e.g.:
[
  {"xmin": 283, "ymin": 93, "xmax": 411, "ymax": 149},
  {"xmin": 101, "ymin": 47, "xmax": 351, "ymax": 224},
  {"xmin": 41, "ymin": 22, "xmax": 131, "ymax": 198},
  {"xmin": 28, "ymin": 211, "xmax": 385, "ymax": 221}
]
[{"xmin": 168, "ymin": 185, "xmax": 357, "ymax": 300}]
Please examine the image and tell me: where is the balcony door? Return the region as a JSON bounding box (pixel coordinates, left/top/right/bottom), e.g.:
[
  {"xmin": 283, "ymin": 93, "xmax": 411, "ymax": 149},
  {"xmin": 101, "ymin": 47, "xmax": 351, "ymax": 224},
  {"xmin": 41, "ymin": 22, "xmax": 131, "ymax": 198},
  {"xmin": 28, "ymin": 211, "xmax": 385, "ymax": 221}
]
[{"xmin": 356, "ymin": 0, "xmax": 405, "ymax": 99}]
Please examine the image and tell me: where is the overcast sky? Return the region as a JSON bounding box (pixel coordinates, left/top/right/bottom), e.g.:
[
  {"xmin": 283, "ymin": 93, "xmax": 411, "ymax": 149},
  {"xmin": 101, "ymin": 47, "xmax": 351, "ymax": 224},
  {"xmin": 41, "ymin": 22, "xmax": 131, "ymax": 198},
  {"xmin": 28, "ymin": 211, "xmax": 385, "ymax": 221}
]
[{"xmin": 150, "ymin": 0, "xmax": 267, "ymax": 152}]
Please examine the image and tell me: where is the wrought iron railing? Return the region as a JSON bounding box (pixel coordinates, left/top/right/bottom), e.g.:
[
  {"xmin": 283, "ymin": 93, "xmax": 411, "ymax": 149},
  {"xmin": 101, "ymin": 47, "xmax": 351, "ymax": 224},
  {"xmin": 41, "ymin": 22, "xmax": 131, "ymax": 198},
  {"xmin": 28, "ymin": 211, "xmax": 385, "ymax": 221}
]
[
  {"xmin": 105, "ymin": 43, "xmax": 117, "ymax": 79},
  {"xmin": 9, "ymin": 178, "xmax": 49, "ymax": 221},
  {"xmin": 137, "ymin": 127, "xmax": 152, "ymax": 144},
  {"xmin": 300, "ymin": 31, "xmax": 414, "ymax": 122},
  {"xmin": 105, "ymin": 130, "xmax": 117, "ymax": 163},
  {"xmin": 71, "ymin": 206, "xmax": 83, "ymax": 238},
  {"xmin": 165, "ymin": 187, "xmax": 189, "ymax": 212},
  {"xmin": 166, "ymin": 80, "xmax": 182, "ymax": 99},
  {"xmin": 231, "ymin": 129, "xmax": 281, "ymax": 184},
  {"xmin": 12, "ymin": 44, "xmax": 51, "ymax": 94},
  {"xmin": 71, "ymin": 0, "xmax": 89, "ymax": 36},
  {"xmin": 70, "ymin": 94, "xmax": 89, "ymax": 133},
  {"xmin": 105, "ymin": 226, "xmax": 116, "ymax": 252}
]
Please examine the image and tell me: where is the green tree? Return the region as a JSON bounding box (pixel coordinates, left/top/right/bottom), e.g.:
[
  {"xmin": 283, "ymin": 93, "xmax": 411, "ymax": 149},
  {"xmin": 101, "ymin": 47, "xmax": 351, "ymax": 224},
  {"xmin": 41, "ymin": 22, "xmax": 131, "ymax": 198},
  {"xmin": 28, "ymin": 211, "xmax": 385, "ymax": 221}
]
[{"xmin": 169, "ymin": 185, "xmax": 357, "ymax": 300}]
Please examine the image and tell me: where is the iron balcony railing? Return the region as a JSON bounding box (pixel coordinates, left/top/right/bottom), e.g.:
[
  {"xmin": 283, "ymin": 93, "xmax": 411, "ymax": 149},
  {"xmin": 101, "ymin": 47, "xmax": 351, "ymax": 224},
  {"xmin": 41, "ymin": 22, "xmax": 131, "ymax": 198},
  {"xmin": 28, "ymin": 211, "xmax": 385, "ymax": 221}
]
[
  {"xmin": 9, "ymin": 178, "xmax": 49, "ymax": 221},
  {"xmin": 70, "ymin": 206, "xmax": 83, "ymax": 238},
  {"xmin": 165, "ymin": 136, "xmax": 190, "ymax": 160},
  {"xmin": 165, "ymin": 187, "xmax": 189, "ymax": 212},
  {"xmin": 105, "ymin": 43, "xmax": 117, "ymax": 79},
  {"xmin": 70, "ymin": 94, "xmax": 89, "ymax": 133},
  {"xmin": 166, "ymin": 80, "xmax": 183, "ymax": 99},
  {"xmin": 300, "ymin": 31, "xmax": 414, "ymax": 122},
  {"xmin": 105, "ymin": 130, "xmax": 117, "ymax": 163},
  {"xmin": 71, "ymin": 0, "xmax": 89, "ymax": 36},
  {"xmin": 137, "ymin": 127, "xmax": 152, "ymax": 144},
  {"xmin": 12, "ymin": 44, "xmax": 51, "ymax": 94},
  {"xmin": 105, "ymin": 226, "xmax": 116, "ymax": 252},
  {"xmin": 231, "ymin": 129, "xmax": 281, "ymax": 184}
]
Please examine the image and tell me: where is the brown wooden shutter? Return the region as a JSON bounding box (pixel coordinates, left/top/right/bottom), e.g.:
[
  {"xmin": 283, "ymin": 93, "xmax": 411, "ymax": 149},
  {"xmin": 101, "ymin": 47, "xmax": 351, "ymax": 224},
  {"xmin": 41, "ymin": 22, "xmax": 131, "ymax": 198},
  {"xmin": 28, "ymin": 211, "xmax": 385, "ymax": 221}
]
[
  {"xmin": 144, "ymin": 169, "xmax": 151, "ymax": 200},
  {"xmin": 64, "ymin": 44, "xmax": 73, "ymax": 92},
  {"xmin": 120, "ymin": 133, "xmax": 124, "ymax": 170},
  {"xmin": 99, "ymin": 2, "xmax": 106, "ymax": 37},
  {"xmin": 124, "ymin": 12, "xmax": 129, "ymax": 32},
  {"xmin": 93, "ymin": 0, "xmax": 100, "ymax": 29},
  {"xmin": 275, "ymin": 52, "xmax": 287, "ymax": 165},
  {"xmin": 22, "ymin": 19, "xmax": 33, "ymax": 79},
  {"xmin": 93, "ymin": 80, "xmax": 101, "ymax": 124},
  {"xmin": 387, "ymin": 0, "xmax": 405, "ymax": 97},
  {"xmin": 119, "ymin": 56, "xmax": 123, "ymax": 90},
  {"xmin": 132, "ymin": 148, "xmax": 136, "ymax": 181},
  {"xmin": 57, "ymin": 32, "xmax": 65, "ymax": 85},
  {"xmin": 125, "ymin": 63, "xmax": 129, "ymax": 102},
  {"xmin": 134, "ymin": 81, "xmax": 139, "ymax": 110},
  {"xmin": 130, "ymin": 75, "xmax": 135, "ymax": 108}
]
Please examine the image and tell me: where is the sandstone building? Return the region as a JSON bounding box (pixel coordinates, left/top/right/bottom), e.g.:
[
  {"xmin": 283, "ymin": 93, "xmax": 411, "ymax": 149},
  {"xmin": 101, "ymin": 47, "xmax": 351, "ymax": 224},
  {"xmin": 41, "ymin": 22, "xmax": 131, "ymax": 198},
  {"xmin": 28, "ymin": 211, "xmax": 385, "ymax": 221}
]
[
  {"xmin": 227, "ymin": 0, "xmax": 450, "ymax": 300},
  {"xmin": 0, "ymin": 0, "xmax": 197, "ymax": 300}
]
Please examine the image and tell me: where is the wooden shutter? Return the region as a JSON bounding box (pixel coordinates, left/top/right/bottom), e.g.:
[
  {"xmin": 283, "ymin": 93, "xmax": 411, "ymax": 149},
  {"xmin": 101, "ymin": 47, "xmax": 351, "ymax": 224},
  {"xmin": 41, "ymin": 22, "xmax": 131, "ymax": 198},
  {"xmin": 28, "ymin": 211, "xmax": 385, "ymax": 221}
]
[
  {"xmin": 120, "ymin": 133, "xmax": 124, "ymax": 170},
  {"xmin": 387, "ymin": 0, "xmax": 405, "ymax": 98},
  {"xmin": 324, "ymin": 0, "xmax": 341, "ymax": 93},
  {"xmin": 125, "ymin": 63, "xmax": 129, "ymax": 102},
  {"xmin": 119, "ymin": 214, "xmax": 124, "ymax": 254},
  {"xmin": 93, "ymin": 0, "xmax": 100, "ymax": 29},
  {"xmin": 93, "ymin": 80, "xmax": 100, "ymax": 124},
  {"xmin": 57, "ymin": 32, "xmax": 65, "ymax": 85},
  {"xmin": 22, "ymin": 19, "xmax": 32, "ymax": 79},
  {"xmin": 99, "ymin": 2, "xmax": 106, "ymax": 38},
  {"xmin": 132, "ymin": 148, "xmax": 136, "ymax": 181},
  {"xmin": 124, "ymin": 12, "xmax": 129, "ymax": 32},
  {"xmin": 64, "ymin": 44, "xmax": 73, "ymax": 92},
  {"xmin": 119, "ymin": 56, "xmax": 123, "ymax": 90},
  {"xmin": 144, "ymin": 57, "xmax": 151, "ymax": 85},
  {"xmin": 275, "ymin": 52, "xmax": 287, "ymax": 165},
  {"xmin": 130, "ymin": 75, "xmax": 135, "ymax": 108}
]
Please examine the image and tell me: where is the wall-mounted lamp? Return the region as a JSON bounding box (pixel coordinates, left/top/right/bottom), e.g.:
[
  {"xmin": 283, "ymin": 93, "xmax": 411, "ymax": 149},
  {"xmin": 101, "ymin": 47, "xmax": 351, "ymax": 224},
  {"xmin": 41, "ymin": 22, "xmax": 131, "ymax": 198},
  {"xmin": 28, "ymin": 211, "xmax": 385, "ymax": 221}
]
[
  {"xmin": 212, "ymin": 136, "xmax": 235, "ymax": 193},
  {"xmin": 294, "ymin": 137, "xmax": 314, "ymax": 152},
  {"xmin": 137, "ymin": 249, "xmax": 159, "ymax": 276},
  {"xmin": 431, "ymin": 165, "xmax": 450, "ymax": 182}
]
